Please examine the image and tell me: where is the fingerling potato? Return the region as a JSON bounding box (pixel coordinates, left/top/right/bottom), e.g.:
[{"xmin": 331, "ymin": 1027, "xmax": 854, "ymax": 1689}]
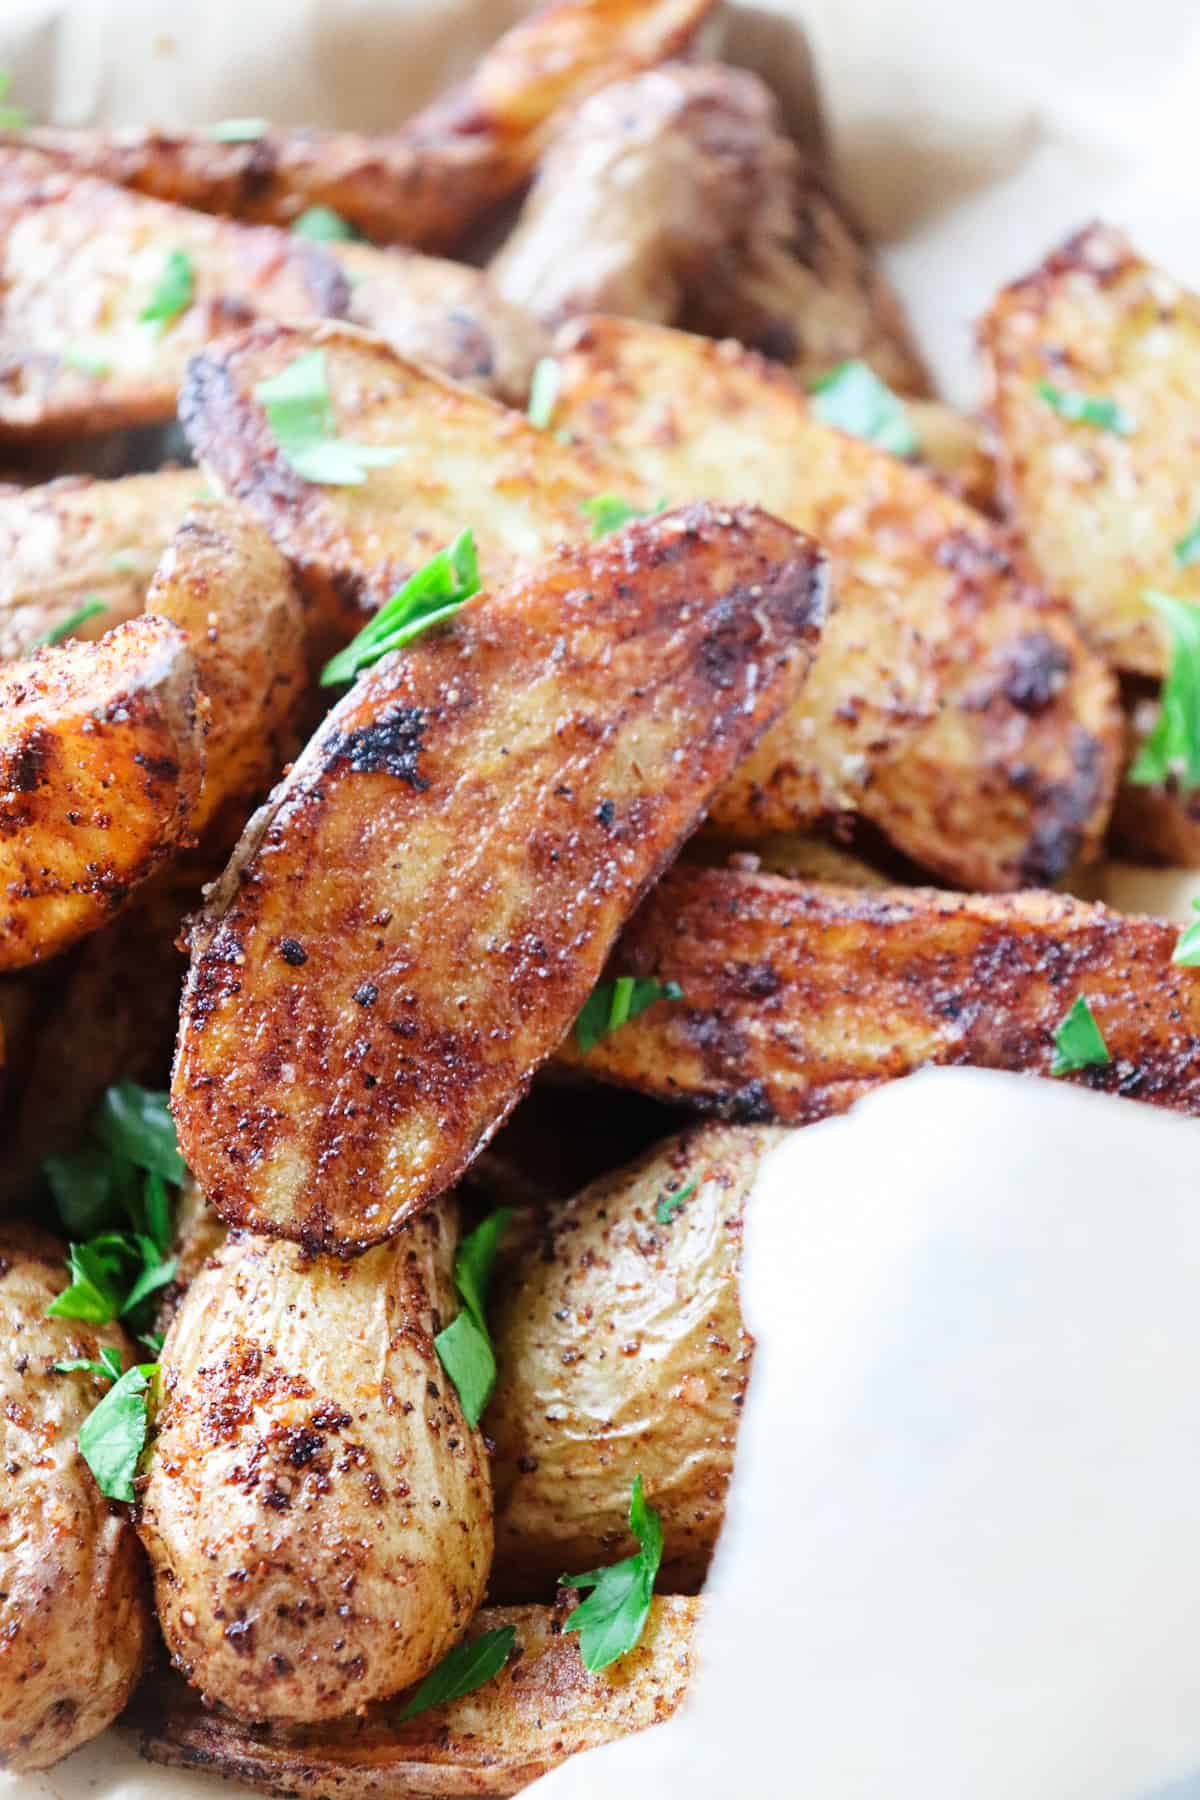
[{"xmin": 140, "ymin": 1205, "xmax": 492, "ymax": 1723}]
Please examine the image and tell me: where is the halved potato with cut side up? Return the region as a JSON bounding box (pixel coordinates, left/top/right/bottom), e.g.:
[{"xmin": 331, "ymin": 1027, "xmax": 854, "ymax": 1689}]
[{"xmin": 172, "ymin": 503, "xmax": 827, "ymax": 1253}]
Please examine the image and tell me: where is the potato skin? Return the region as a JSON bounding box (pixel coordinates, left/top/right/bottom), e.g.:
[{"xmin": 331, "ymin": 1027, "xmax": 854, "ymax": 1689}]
[
  {"xmin": 0, "ymin": 1226, "xmax": 152, "ymax": 1770},
  {"xmin": 487, "ymin": 1126, "xmax": 783, "ymax": 1598},
  {"xmin": 139, "ymin": 1206, "xmax": 493, "ymax": 1723}
]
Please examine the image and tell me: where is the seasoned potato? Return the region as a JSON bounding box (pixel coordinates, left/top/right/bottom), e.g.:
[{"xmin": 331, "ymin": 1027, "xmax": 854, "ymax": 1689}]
[
  {"xmin": 488, "ymin": 1126, "xmax": 783, "ymax": 1599},
  {"xmin": 140, "ymin": 1206, "xmax": 491, "ymax": 1723},
  {"xmin": 0, "ymin": 470, "xmax": 198, "ymax": 662},
  {"xmin": 700, "ymin": 831, "xmax": 890, "ymax": 886},
  {"xmin": 0, "ymin": 617, "xmax": 204, "ymax": 972},
  {"xmin": 980, "ymin": 222, "xmax": 1200, "ymax": 676},
  {"xmin": 136, "ymin": 1595, "xmax": 697, "ymax": 1798},
  {"xmin": 904, "ymin": 400, "xmax": 997, "ymax": 513},
  {"xmin": 0, "ymin": 1226, "xmax": 152, "ymax": 1770},
  {"xmin": 556, "ymin": 865, "xmax": 1200, "ymax": 1120},
  {"xmin": 550, "ymin": 314, "xmax": 1120, "ymax": 889},
  {"xmin": 13, "ymin": 0, "xmax": 712, "ymax": 247},
  {"xmin": 172, "ymin": 503, "xmax": 827, "ymax": 1251},
  {"xmin": 146, "ymin": 502, "xmax": 307, "ymax": 843}
]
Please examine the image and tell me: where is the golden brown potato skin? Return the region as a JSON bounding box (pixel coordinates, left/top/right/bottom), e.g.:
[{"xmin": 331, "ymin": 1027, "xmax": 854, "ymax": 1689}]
[
  {"xmin": 556, "ymin": 865, "xmax": 1200, "ymax": 1120},
  {"xmin": 488, "ymin": 1126, "xmax": 783, "ymax": 1599},
  {"xmin": 0, "ymin": 470, "xmax": 198, "ymax": 662},
  {"xmin": 136, "ymin": 1595, "xmax": 697, "ymax": 1798},
  {"xmin": 140, "ymin": 1207, "xmax": 491, "ymax": 1724},
  {"xmin": 0, "ymin": 1226, "xmax": 152, "ymax": 1770},
  {"xmin": 12, "ymin": 0, "xmax": 712, "ymax": 248},
  {"xmin": 146, "ymin": 503, "xmax": 308, "ymax": 844},
  {"xmin": 550, "ymin": 314, "xmax": 1121, "ymax": 890},
  {"xmin": 981, "ymin": 223, "xmax": 1200, "ymax": 677},
  {"xmin": 172, "ymin": 503, "xmax": 827, "ymax": 1252},
  {"xmin": 0, "ymin": 616, "xmax": 204, "ymax": 972}
]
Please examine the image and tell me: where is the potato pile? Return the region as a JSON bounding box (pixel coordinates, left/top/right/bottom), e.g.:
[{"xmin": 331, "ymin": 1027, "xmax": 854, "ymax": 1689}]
[{"xmin": 0, "ymin": 0, "xmax": 1198, "ymax": 1791}]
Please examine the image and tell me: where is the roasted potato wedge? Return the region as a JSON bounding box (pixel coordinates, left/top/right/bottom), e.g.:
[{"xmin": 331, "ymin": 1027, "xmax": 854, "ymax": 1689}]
[
  {"xmin": 172, "ymin": 503, "xmax": 827, "ymax": 1251},
  {"xmin": 550, "ymin": 314, "xmax": 1121, "ymax": 889},
  {"xmin": 13, "ymin": 0, "xmax": 712, "ymax": 248},
  {"xmin": 146, "ymin": 502, "xmax": 307, "ymax": 843},
  {"xmin": 0, "ymin": 617, "xmax": 204, "ymax": 972},
  {"xmin": 0, "ymin": 470, "xmax": 199, "ymax": 662},
  {"xmin": 136, "ymin": 1595, "xmax": 697, "ymax": 1798},
  {"xmin": 0, "ymin": 1226, "xmax": 152, "ymax": 1770},
  {"xmin": 905, "ymin": 399, "xmax": 997, "ymax": 513},
  {"xmin": 701, "ymin": 831, "xmax": 890, "ymax": 885},
  {"xmin": 980, "ymin": 222, "xmax": 1200, "ymax": 677},
  {"xmin": 141, "ymin": 1205, "xmax": 491, "ymax": 1722},
  {"xmin": 556, "ymin": 864, "xmax": 1200, "ymax": 1120},
  {"xmin": 488, "ymin": 1125, "xmax": 783, "ymax": 1599},
  {"xmin": 492, "ymin": 61, "xmax": 927, "ymax": 393}
]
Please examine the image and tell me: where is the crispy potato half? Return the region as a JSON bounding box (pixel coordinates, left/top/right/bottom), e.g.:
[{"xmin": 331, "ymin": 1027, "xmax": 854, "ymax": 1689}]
[
  {"xmin": 980, "ymin": 222, "xmax": 1200, "ymax": 677},
  {"xmin": 0, "ymin": 617, "xmax": 204, "ymax": 972},
  {"xmin": 556, "ymin": 864, "xmax": 1200, "ymax": 1120},
  {"xmin": 136, "ymin": 1596, "xmax": 697, "ymax": 1798},
  {"xmin": 0, "ymin": 1226, "xmax": 152, "ymax": 1771},
  {"xmin": 14, "ymin": 0, "xmax": 712, "ymax": 248},
  {"xmin": 550, "ymin": 314, "xmax": 1120, "ymax": 890},
  {"xmin": 141, "ymin": 1207, "xmax": 491, "ymax": 1722},
  {"xmin": 488, "ymin": 1125, "xmax": 784, "ymax": 1599},
  {"xmin": 0, "ymin": 470, "xmax": 198, "ymax": 662},
  {"xmin": 172, "ymin": 503, "xmax": 827, "ymax": 1251}
]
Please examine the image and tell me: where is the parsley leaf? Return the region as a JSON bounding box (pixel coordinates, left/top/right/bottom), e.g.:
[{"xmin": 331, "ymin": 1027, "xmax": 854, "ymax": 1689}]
[
  {"xmin": 54, "ymin": 1345, "xmax": 124, "ymax": 1383},
  {"xmin": 809, "ymin": 360, "xmax": 917, "ymax": 456},
  {"xmin": 562, "ymin": 1475, "xmax": 663, "ymax": 1671},
  {"xmin": 291, "ymin": 205, "xmax": 361, "ymax": 241},
  {"xmin": 435, "ymin": 1208, "xmax": 512, "ymax": 1429},
  {"xmin": 63, "ymin": 347, "xmax": 111, "ymax": 378},
  {"xmin": 1175, "ymin": 520, "xmax": 1200, "ymax": 569},
  {"xmin": 139, "ymin": 249, "xmax": 195, "ymax": 333},
  {"xmin": 32, "ymin": 597, "xmax": 107, "ymax": 648},
  {"xmin": 255, "ymin": 349, "xmax": 404, "ymax": 487},
  {"xmin": 1127, "ymin": 592, "xmax": 1200, "ymax": 791},
  {"xmin": 575, "ymin": 976, "xmax": 683, "ymax": 1055},
  {"xmin": 0, "ymin": 71, "xmax": 26, "ymax": 131},
  {"xmin": 320, "ymin": 530, "xmax": 479, "ymax": 686},
  {"xmin": 208, "ymin": 117, "xmax": 269, "ymax": 142},
  {"xmin": 95, "ymin": 1083, "xmax": 184, "ymax": 1186},
  {"xmin": 654, "ymin": 1175, "xmax": 697, "ymax": 1226},
  {"xmin": 581, "ymin": 494, "xmax": 657, "ymax": 538},
  {"xmin": 1037, "ymin": 380, "xmax": 1134, "ymax": 435},
  {"xmin": 527, "ymin": 357, "xmax": 560, "ymax": 430},
  {"xmin": 1172, "ymin": 898, "xmax": 1200, "ymax": 967},
  {"xmin": 1050, "ymin": 996, "xmax": 1112, "ymax": 1077},
  {"xmin": 76, "ymin": 1362, "xmax": 157, "ymax": 1502},
  {"xmin": 397, "ymin": 1626, "xmax": 516, "ymax": 1721},
  {"xmin": 47, "ymin": 1241, "xmax": 123, "ymax": 1324}
]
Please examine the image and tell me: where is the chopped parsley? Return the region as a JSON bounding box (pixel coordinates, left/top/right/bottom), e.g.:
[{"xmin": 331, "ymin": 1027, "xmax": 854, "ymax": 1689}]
[
  {"xmin": 809, "ymin": 359, "xmax": 917, "ymax": 456},
  {"xmin": 291, "ymin": 205, "xmax": 361, "ymax": 241},
  {"xmin": 1037, "ymin": 380, "xmax": 1134, "ymax": 436},
  {"xmin": 1050, "ymin": 996, "xmax": 1112, "ymax": 1077},
  {"xmin": 435, "ymin": 1208, "xmax": 512, "ymax": 1429},
  {"xmin": 32, "ymin": 597, "xmax": 107, "ymax": 648},
  {"xmin": 397, "ymin": 1625, "xmax": 516, "ymax": 1721},
  {"xmin": 1175, "ymin": 520, "xmax": 1200, "ymax": 569},
  {"xmin": 63, "ymin": 347, "xmax": 111, "ymax": 378},
  {"xmin": 654, "ymin": 1175, "xmax": 698, "ymax": 1226},
  {"xmin": 0, "ymin": 71, "xmax": 26, "ymax": 131},
  {"xmin": 527, "ymin": 357, "xmax": 561, "ymax": 430},
  {"xmin": 255, "ymin": 348, "xmax": 404, "ymax": 486},
  {"xmin": 139, "ymin": 249, "xmax": 195, "ymax": 333},
  {"xmin": 54, "ymin": 1344, "xmax": 124, "ymax": 1383},
  {"xmin": 1172, "ymin": 897, "xmax": 1200, "ymax": 967},
  {"xmin": 75, "ymin": 1361, "xmax": 158, "ymax": 1502},
  {"xmin": 575, "ymin": 976, "xmax": 683, "ymax": 1055},
  {"xmin": 562, "ymin": 1475, "xmax": 663, "ymax": 1671},
  {"xmin": 1127, "ymin": 592, "xmax": 1200, "ymax": 791},
  {"xmin": 320, "ymin": 529, "xmax": 479, "ymax": 686},
  {"xmin": 208, "ymin": 117, "xmax": 269, "ymax": 142},
  {"xmin": 580, "ymin": 494, "xmax": 658, "ymax": 538}
]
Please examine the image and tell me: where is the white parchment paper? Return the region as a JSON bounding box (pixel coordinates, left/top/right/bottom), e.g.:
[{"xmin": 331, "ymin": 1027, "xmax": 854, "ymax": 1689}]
[{"xmin": 7, "ymin": 4, "xmax": 1200, "ymax": 1796}]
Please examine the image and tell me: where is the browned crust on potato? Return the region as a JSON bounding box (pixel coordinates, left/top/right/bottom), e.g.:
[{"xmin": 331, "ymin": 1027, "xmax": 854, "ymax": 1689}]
[
  {"xmin": 0, "ymin": 617, "xmax": 204, "ymax": 972},
  {"xmin": 134, "ymin": 1596, "xmax": 697, "ymax": 1798},
  {"xmin": 171, "ymin": 503, "xmax": 828, "ymax": 1252},
  {"xmin": 13, "ymin": 0, "xmax": 712, "ymax": 248},
  {"xmin": 555, "ymin": 864, "xmax": 1200, "ymax": 1120}
]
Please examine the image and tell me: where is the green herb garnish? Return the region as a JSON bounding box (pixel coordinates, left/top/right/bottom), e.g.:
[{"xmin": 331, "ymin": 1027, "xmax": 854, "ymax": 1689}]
[
  {"xmin": 809, "ymin": 359, "xmax": 917, "ymax": 456},
  {"xmin": 1175, "ymin": 520, "xmax": 1200, "ymax": 568},
  {"xmin": 654, "ymin": 1176, "xmax": 698, "ymax": 1226},
  {"xmin": 208, "ymin": 117, "xmax": 269, "ymax": 142},
  {"xmin": 0, "ymin": 72, "xmax": 26, "ymax": 131},
  {"xmin": 1128, "ymin": 592, "xmax": 1200, "ymax": 791},
  {"xmin": 63, "ymin": 347, "xmax": 111, "ymax": 378},
  {"xmin": 32, "ymin": 597, "xmax": 108, "ymax": 647},
  {"xmin": 139, "ymin": 249, "xmax": 195, "ymax": 332},
  {"xmin": 54, "ymin": 1345, "xmax": 124, "ymax": 1383},
  {"xmin": 397, "ymin": 1625, "xmax": 516, "ymax": 1721},
  {"xmin": 1172, "ymin": 897, "xmax": 1200, "ymax": 967},
  {"xmin": 1050, "ymin": 996, "xmax": 1112, "ymax": 1077},
  {"xmin": 575, "ymin": 976, "xmax": 683, "ymax": 1055},
  {"xmin": 581, "ymin": 494, "xmax": 657, "ymax": 538},
  {"xmin": 435, "ymin": 1208, "xmax": 512, "ymax": 1429},
  {"xmin": 76, "ymin": 1361, "xmax": 157, "ymax": 1502},
  {"xmin": 95, "ymin": 1082, "xmax": 185, "ymax": 1189},
  {"xmin": 255, "ymin": 349, "xmax": 404, "ymax": 487},
  {"xmin": 1037, "ymin": 380, "xmax": 1134, "ymax": 435},
  {"xmin": 291, "ymin": 205, "xmax": 361, "ymax": 242},
  {"xmin": 527, "ymin": 357, "xmax": 560, "ymax": 430},
  {"xmin": 562, "ymin": 1475, "xmax": 663, "ymax": 1672},
  {"xmin": 320, "ymin": 530, "xmax": 479, "ymax": 686}
]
